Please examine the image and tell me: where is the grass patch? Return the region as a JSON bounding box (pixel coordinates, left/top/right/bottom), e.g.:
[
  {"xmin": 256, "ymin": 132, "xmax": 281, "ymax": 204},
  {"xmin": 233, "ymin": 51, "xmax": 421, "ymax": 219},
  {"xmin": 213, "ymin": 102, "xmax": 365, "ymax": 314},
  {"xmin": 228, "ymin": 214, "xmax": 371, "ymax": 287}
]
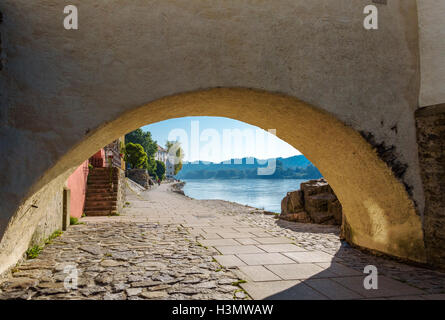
[
  {"xmin": 44, "ymin": 230, "xmax": 63, "ymax": 245},
  {"xmin": 26, "ymin": 230, "xmax": 63, "ymax": 259},
  {"xmin": 26, "ymin": 245, "xmax": 43, "ymax": 259},
  {"xmin": 233, "ymin": 288, "xmax": 248, "ymax": 300},
  {"xmin": 70, "ymin": 217, "xmax": 83, "ymax": 225},
  {"xmin": 231, "ymin": 279, "xmax": 247, "ymax": 287}
]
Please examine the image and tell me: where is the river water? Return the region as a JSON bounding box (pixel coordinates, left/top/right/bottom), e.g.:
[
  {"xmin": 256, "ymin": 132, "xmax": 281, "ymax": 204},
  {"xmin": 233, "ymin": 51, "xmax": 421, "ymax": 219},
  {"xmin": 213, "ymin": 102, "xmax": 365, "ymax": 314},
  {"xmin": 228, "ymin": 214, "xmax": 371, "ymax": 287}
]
[{"xmin": 181, "ymin": 178, "xmax": 309, "ymax": 213}]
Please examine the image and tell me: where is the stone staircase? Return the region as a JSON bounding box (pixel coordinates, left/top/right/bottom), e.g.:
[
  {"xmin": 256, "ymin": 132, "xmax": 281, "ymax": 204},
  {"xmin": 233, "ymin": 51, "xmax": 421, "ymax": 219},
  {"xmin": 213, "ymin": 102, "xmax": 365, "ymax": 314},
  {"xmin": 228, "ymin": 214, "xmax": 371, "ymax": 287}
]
[{"xmin": 84, "ymin": 167, "xmax": 120, "ymax": 216}]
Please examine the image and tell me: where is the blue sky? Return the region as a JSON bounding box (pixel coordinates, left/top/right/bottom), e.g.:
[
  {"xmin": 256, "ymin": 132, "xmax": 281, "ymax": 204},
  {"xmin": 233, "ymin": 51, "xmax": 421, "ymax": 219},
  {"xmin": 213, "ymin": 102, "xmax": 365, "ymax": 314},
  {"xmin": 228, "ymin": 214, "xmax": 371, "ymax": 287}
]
[{"xmin": 141, "ymin": 116, "xmax": 301, "ymax": 163}]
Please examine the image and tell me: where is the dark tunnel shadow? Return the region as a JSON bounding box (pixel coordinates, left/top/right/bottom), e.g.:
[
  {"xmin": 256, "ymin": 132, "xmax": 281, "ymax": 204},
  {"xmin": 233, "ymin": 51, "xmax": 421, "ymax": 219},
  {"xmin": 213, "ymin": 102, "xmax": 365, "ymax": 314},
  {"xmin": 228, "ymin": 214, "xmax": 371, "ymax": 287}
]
[{"xmin": 255, "ymin": 220, "xmax": 445, "ymax": 300}]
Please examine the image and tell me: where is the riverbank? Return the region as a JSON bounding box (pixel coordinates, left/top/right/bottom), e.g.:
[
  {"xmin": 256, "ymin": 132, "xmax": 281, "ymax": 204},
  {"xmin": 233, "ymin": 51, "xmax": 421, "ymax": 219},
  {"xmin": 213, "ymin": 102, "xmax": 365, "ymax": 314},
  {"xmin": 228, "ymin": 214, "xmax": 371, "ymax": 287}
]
[
  {"xmin": 172, "ymin": 180, "xmax": 278, "ymax": 215},
  {"xmin": 177, "ymin": 178, "xmax": 310, "ymax": 213}
]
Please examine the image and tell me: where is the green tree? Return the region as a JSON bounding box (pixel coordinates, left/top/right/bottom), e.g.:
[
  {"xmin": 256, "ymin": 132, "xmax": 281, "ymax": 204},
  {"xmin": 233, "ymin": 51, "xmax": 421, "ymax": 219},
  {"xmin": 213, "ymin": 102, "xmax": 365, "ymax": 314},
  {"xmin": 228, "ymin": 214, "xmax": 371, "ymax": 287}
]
[
  {"xmin": 155, "ymin": 160, "xmax": 166, "ymax": 181},
  {"xmin": 125, "ymin": 129, "xmax": 158, "ymax": 158},
  {"xmin": 166, "ymin": 141, "xmax": 184, "ymax": 175},
  {"xmin": 124, "ymin": 143, "xmax": 148, "ymax": 169},
  {"xmin": 145, "ymin": 155, "xmax": 157, "ymax": 178}
]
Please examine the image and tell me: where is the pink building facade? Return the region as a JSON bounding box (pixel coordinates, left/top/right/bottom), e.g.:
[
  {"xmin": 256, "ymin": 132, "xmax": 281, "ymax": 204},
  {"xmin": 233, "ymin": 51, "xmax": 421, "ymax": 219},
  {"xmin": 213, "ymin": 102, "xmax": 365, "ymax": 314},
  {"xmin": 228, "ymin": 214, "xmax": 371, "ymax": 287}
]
[
  {"xmin": 66, "ymin": 160, "xmax": 90, "ymax": 218},
  {"xmin": 65, "ymin": 137, "xmax": 124, "ymax": 219},
  {"xmin": 65, "ymin": 148, "xmax": 107, "ymax": 218}
]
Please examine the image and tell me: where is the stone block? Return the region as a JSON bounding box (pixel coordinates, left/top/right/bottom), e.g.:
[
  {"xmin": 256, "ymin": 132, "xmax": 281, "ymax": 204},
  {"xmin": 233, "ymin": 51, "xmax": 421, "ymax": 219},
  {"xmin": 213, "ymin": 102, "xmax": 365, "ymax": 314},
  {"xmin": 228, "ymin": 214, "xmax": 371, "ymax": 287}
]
[
  {"xmin": 300, "ymin": 179, "xmax": 332, "ymax": 196},
  {"xmin": 328, "ymin": 199, "xmax": 343, "ymax": 224},
  {"xmin": 279, "ymin": 211, "xmax": 311, "ymax": 223},
  {"xmin": 308, "ymin": 211, "xmax": 334, "ymax": 224},
  {"xmin": 279, "ymin": 178, "xmax": 342, "ymax": 226},
  {"xmin": 281, "ymin": 190, "xmax": 304, "ymax": 214},
  {"xmin": 304, "ymin": 193, "xmax": 336, "ymax": 213}
]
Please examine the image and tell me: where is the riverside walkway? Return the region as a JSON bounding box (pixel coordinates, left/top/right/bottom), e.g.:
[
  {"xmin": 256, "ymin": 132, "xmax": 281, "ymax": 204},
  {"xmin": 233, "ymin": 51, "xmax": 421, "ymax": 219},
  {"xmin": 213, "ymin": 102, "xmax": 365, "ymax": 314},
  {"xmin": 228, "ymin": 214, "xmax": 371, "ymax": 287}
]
[{"xmin": 1, "ymin": 181, "xmax": 445, "ymax": 300}]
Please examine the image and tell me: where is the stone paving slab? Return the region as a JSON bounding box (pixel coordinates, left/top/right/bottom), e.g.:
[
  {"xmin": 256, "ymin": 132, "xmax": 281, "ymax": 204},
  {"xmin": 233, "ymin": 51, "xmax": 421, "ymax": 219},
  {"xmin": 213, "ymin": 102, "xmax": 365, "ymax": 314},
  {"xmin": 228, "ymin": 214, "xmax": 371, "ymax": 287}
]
[
  {"xmin": 254, "ymin": 237, "xmax": 294, "ymax": 244},
  {"xmin": 234, "ymin": 228, "xmax": 266, "ymax": 233},
  {"xmin": 257, "ymin": 244, "xmax": 307, "ymax": 253},
  {"xmin": 304, "ymin": 278, "xmax": 363, "ymax": 300},
  {"xmin": 265, "ymin": 263, "xmax": 337, "ymax": 280},
  {"xmin": 214, "ymin": 245, "xmax": 266, "ymax": 255},
  {"xmin": 315, "ymin": 262, "xmax": 362, "ymax": 276},
  {"xmin": 283, "ymin": 251, "xmax": 339, "ymax": 263},
  {"xmin": 203, "ymin": 227, "xmax": 237, "ymax": 233},
  {"xmin": 217, "ymin": 232, "xmax": 255, "ymax": 239},
  {"xmin": 238, "ymin": 266, "xmax": 281, "ymax": 282},
  {"xmin": 213, "ymin": 255, "xmax": 246, "ymax": 268},
  {"xmin": 201, "ymin": 233, "xmax": 223, "ymax": 240},
  {"xmin": 249, "ymin": 232, "xmax": 275, "ymax": 238},
  {"xmin": 331, "ymin": 276, "xmax": 425, "ymax": 298},
  {"xmin": 240, "ymin": 280, "xmax": 328, "ymax": 300},
  {"xmin": 235, "ymin": 238, "xmax": 260, "ymax": 245},
  {"xmin": 199, "ymin": 239, "xmax": 240, "ymax": 247},
  {"xmin": 237, "ymin": 253, "xmax": 295, "ymax": 266}
]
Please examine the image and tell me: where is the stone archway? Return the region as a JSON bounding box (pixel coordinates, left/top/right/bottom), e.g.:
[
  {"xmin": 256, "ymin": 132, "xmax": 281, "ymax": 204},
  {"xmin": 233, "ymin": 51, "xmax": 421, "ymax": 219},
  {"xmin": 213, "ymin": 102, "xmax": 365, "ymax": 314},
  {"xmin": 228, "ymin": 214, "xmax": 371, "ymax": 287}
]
[{"xmin": 0, "ymin": 88, "xmax": 425, "ymax": 275}]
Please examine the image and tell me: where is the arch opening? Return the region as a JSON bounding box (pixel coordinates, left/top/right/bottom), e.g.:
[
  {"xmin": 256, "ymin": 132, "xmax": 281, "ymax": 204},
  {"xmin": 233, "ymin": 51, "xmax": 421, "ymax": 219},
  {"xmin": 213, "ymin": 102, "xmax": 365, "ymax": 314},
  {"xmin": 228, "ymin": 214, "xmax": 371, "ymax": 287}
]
[{"xmin": 0, "ymin": 88, "xmax": 426, "ymax": 275}]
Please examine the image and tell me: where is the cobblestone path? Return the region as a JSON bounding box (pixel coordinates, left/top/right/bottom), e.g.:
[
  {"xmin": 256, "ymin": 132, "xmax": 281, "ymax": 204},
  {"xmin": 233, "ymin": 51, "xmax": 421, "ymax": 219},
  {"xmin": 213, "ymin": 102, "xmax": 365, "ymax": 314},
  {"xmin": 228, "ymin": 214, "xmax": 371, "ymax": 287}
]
[{"xmin": 1, "ymin": 181, "xmax": 445, "ymax": 300}]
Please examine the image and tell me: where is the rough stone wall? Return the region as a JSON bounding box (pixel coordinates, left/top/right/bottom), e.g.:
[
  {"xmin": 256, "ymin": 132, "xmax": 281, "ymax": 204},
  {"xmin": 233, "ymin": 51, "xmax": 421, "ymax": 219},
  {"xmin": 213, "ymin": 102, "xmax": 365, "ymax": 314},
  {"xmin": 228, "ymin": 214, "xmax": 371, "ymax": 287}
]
[
  {"xmin": 126, "ymin": 169, "xmax": 153, "ymax": 189},
  {"xmin": 116, "ymin": 168, "xmax": 126, "ymax": 215},
  {"xmin": 280, "ymin": 179, "xmax": 342, "ymax": 226},
  {"xmin": 417, "ymin": 0, "xmax": 445, "ymax": 107},
  {"xmin": 415, "ymin": 104, "xmax": 445, "ymax": 268},
  {"xmin": 0, "ymin": 171, "xmax": 70, "ymax": 277}
]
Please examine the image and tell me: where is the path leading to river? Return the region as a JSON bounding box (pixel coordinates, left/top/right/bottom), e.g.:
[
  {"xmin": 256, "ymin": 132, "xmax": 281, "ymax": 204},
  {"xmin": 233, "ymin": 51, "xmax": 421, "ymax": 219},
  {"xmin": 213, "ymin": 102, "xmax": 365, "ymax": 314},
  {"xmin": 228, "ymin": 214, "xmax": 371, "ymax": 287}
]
[{"xmin": 1, "ymin": 181, "xmax": 445, "ymax": 300}]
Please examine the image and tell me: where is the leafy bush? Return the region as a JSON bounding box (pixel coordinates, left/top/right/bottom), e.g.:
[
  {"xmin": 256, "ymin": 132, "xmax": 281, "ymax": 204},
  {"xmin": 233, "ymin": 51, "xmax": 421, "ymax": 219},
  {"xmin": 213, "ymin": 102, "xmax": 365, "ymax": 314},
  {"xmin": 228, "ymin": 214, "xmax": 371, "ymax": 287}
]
[
  {"xmin": 124, "ymin": 143, "xmax": 148, "ymax": 169},
  {"xmin": 145, "ymin": 155, "xmax": 157, "ymax": 178},
  {"xmin": 155, "ymin": 160, "xmax": 166, "ymax": 180},
  {"xmin": 125, "ymin": 129, "xmax": 157, "ymax": 158},
  {"xmin": 26, "ymin": 245, "xmax": 42, "ymax": 259}
]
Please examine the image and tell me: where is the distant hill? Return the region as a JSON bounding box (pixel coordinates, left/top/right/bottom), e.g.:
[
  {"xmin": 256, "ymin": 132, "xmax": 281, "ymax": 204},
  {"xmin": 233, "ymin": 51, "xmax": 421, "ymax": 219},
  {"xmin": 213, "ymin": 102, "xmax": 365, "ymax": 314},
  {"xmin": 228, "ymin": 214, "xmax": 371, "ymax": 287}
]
[{"xmin": 176, "ymin": 155, "xmax": 322, "ymax": 180}]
